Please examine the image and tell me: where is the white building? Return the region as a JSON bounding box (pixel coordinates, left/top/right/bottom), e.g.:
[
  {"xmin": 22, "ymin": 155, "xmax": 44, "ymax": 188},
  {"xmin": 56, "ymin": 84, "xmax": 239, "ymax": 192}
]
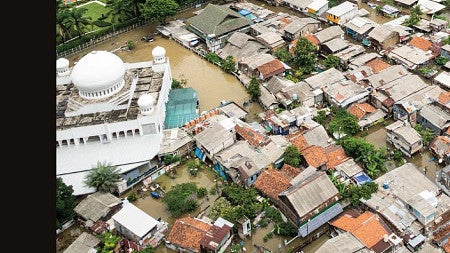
[{"xmin": 56, "ymin": 46, "xmax": 172, "ymax": 196}]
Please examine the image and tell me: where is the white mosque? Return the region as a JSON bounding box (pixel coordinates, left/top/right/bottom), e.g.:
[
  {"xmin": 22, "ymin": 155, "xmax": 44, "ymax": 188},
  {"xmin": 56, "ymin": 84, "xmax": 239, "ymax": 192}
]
[{"xmin": 56, "ymin": 46, "xmax": 172, "ymax": 196}]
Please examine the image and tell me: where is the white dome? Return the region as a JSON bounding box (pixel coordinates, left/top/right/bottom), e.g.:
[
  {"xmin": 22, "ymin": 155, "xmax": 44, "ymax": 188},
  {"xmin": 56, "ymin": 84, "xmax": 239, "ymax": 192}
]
[
  {"xmin": 152, "ymin": 46, "xmax": 166, "ymax": 58},
  {"xmin": 56, "ymin": 58, "xmax": 69, "ymax": 69},
  {"xmin": 71, "ymin": 51, "xmax": 125, "ymax": 93},
  {"xmin": 138, "ymin": 94, "xmax": 154, "ymax": 108}
]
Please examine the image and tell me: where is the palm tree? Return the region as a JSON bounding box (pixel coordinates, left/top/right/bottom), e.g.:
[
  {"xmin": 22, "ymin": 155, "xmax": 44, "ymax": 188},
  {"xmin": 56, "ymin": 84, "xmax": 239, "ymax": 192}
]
[
  {"xmin": 56, "ymin": 0, "xmax": 72, "ymax": 43},
  {"xmin": 84, "ymin": 161, "xmax": 122, "ymax": 193},
  {"xmin": 106, "ymin": 0, "xmax": 135, "ymax": 24},
  {"xmin": 66, "ymin": 7, "xmax": 92, "ymax": 40}
]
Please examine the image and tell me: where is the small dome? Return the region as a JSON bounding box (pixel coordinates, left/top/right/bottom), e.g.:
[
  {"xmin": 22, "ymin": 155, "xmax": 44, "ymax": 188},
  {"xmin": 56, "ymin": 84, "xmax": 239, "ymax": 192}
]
[
  {"xmin": 71, "ymin": 51, "xmax": 125, "ymax": 93},
  {"xmin": 152, "ymin": 46, "xmax": 166, "ymax": 58},
  {"xmin": 56, "ymin": 58, "xmax": 69, "ymax": 69},
  {"xmin": 138, "ymin": 94, "xmax": 154, "ymax": 108}
]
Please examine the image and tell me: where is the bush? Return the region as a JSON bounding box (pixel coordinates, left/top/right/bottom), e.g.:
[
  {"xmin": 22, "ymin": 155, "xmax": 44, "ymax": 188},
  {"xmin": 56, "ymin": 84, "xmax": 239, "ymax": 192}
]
[
  {"xmin": 127, "ymin": 192, "xmax": 138, "ymax": 202},
  {"xmin": 209, "ymin": 187, "xmax": 217, "ymax": 195},
  {"xmin": 92, "ymin": 20, "xmax": 111, "ymax": 27},
  {"xmin": 258, "ymin": 218, "xmax": 268, "ymax": 228},
  {"xmin": 197, "ymin": 187, "xmax": 207, "ymax": 198}
]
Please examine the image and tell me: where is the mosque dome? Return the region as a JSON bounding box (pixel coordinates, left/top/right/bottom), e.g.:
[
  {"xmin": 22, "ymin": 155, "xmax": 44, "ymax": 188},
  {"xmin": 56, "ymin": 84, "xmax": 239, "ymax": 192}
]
[
  {"xmin": 56, "ymin": 58, "xmax": 69, "ymax": 69},
  {"xmin": 152, "ymin": 46, "xmax": 166, "ymax": 58},
  {"xmin": 138, "ymin": 94, "xmax": 154, "ymax": 115},
  {"xmin": 71, "ymin": 51, "xmax": 125, "ymax": 99},
  {"xmin": 56, "ymin": 58, "xmax": 70, "ymax": 76}
]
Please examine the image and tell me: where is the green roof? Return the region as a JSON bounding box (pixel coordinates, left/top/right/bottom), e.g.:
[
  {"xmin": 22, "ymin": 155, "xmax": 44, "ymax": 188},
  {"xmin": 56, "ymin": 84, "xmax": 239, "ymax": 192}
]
[
  {"xmin": 164, "ymin": 87, "xmax": 199, "ymax": 129},
  {"xmin": 186, "ymin": 4, "xmax": 252, "ymax": 37}
]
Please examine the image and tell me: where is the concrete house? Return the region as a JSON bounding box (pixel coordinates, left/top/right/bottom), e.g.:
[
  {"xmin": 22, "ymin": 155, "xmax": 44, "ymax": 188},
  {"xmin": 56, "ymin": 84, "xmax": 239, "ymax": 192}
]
[
  {"xmin": 441, "ymin": 44, "xmax": 450, "ymax": 60},
  {"xmin": 343, "ymin": 16, "xmax": 378, "ymax": 42},
  {"xmin": 429, "ymin": 18, "xmax": 448, "ymax": 31},
  {"xmin": 256, "ymin": 31, "xmax": 285, "ymax": 53},
  {"xmin": 436, "ymin": 165, "xmax": 450, "ymax": 196},
  {"xmin": 325, "ymin": 1, "xmax": 358, "ymax": 26},
  {"xmin": 322, "ymin": 79, "xmax": 370, "ymax": 108},
  {"xmin": 186, "ymin": 4, "xmax": 252, "ymax": 52},
  {"xmin": 314, "ymin": 26, "xmax": 345, "ymax": 44},
  {"xmin": 394, "ymin": 0, "xmax": 417, "ymax": 8},
  {"xmin": 288, "ymin": 123, "xmax": 331, "ymax": 151},
  {"xmin": 387, "ymin": 37, "xmax": 437, "ymax": 70},
  {"xmin": 334, "ymin": 44, "xmax": 365, "ymax": 68},
  {"xmin": 281, "ymin": 81, "xmax": 316, "ymax": 107},
  {"xmin": 386, "ymin": 120, "xmax": 423, "ymax": 157},
  {"xmin": 259, "ymin": 109, "xmax": 291, "ymax": 135},
  {"xmin": 333, "ymin": 158, "xmax": 364, "ymax": 185},
  {"xmin": 315, "ymin": 232, "xmax": 365, "ymax": 253},
  {"xmin": 417, "ymin": 104, "xmax": 450, "ymax": 136},
  {"xmin": 433, "ymin": 71, "xmax": 450, "ymax": 90},
  {"xmin": 74, "ymin": 191, "xmax": 122, "ymax": 231},
  {"xmin": 216, "ymin": 32, "xmax": 269, "ymax": 63},
  {"xmin": 363, "ymin": 64, "xmax": 408, "ymax": 89},
  {"xmin": 283, "ymin": 17, "xmax": 321, "ymax": 41},
  {"xmin": 320, "ymin": 37, "xmax": 350, "ymax": 56},
  {"xmin": 370, "ymin": 74, "xmax": 428, "ymax": 112},
  {"xmin": 330, "ymin": 211, "xmax": 401, "ymax": 253},
  {"xmin": 194, "ymin": 121, "xmax": 236, "ymax": 162},
  {"xmin": 238, "ymin": 53, "xmax": 285, "ymax": 81},
  {"xmin": 304, "ymin": 67, "xmax": 346, "ymax": 105},
  {"xmin": 259, "ymin": 86, "xmax": 279, "ymax": 110},
  {"xmin": 362, "ymin": 163, "xmax": 450, "ymax": 235},
  {"xmin": 306, "ymin": 0, "xmax": 329, "ymax": 16},
  {"xmin": 278, "ymin": 171, "xmax": 343, "ymax": 237},
  {"xmin": 112, "ymin": 201, "xmax": 168, "ymax": 247},
  {"xmin": 348, "ymin": 53, "xmax": 385, "ymax": 71},
  {"xmin": 429, "ymin": 136, "xmax": 450, "ymax": 165},
  {"xmin": 392, "ymin": 85, "xmax": 445, "ymax": 125},
  {"xmin": 368, "ymin": 25, "xmax": 399, "ymax": 51},
  {"xmin": 264, "ymin": 75, "xmax": 297, "ymax": 107},
  {"xmin": 63, "ymin": 232, "xmax": 100, "ymax": 253},
  {"xmin": 347, "ymin": 102, "xmax": 386, "ymax": 130},
  {"xmin": 165, "ymin": 217, "xmax": 234, "ymax": 253},
  {"xmin": 282, "ymin": 0, "xmax": 311, "ymax": 12}
]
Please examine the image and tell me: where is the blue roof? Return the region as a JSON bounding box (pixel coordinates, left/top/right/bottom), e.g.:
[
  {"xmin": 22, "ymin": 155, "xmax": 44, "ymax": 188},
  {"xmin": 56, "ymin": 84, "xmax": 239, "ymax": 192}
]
[
  {"xmin": 238, "ymin": 9, "xmax": 251, "ymax": 16},
  {"xmin": 245, "ymin": 13, "xmax": 257, "ymax": 20},
  {"xmin": 353, "ymin": 172, "xmax": 372, "ymax": 185},
  {"xmin": 164, "ymin": 87, "xmax": 199, "ymax": 129}
]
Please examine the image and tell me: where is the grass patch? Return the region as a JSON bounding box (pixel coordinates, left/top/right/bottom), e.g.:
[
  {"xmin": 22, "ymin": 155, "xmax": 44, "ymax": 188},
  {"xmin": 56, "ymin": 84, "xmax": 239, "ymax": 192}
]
[{"xmin": 77, "ymin": 2, "xmax": 112, "ymax": 31}]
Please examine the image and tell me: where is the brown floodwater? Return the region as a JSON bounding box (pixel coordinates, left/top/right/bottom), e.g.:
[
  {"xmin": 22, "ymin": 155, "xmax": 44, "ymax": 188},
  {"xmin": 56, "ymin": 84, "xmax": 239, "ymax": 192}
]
[{"xmin": 356, "ymin": 119, "xmax": 446, "ymax": 182}]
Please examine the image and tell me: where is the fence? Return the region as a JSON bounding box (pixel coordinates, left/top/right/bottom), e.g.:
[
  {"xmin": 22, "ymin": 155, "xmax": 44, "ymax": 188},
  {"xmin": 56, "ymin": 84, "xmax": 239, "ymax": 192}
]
[
  {"xmin": 56, "ymin": 0, "xmax": 214, "ymax": 58},
  {"xmin": 56, "ymin": 20, "xmax": 151, "ymax": 58}
]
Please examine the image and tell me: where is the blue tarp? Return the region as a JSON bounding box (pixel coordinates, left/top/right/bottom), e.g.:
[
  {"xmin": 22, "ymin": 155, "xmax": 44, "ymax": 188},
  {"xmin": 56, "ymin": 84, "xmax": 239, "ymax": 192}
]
[
  {"xmin": 195, "ymin": 147, "xmax": 205, "ymax": 161},
  {"xmin": 245, "ymin": 13, "xmax": 256, "ymax": 20},
  {"xmin": 238, "ymin": 9, "xmax": 251, "ymax": 16},
  {"xmin": 353, "ymin": 172, "xmax": 372, "ymax": 185}
]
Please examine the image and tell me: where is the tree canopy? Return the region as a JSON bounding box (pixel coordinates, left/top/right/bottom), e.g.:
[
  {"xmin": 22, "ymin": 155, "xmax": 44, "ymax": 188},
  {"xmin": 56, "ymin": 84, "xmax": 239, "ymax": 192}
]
[
  {"xmin": 84, "ymin": 161, "xmax": 122, "ymax": 193},
  {"xmin": 56, "ymin": 177, "xmax": 76, "ymax": 230},
  {"xmin": 323, "ymin": 54, "xmax": 340, "ymax": 69},
  {"xmin": 328, "ymin": 108, "xmax": 360, "ymax": 136},
  {"xmin": 162, "ymin": 182, "xmax": 199, "ymax": 216},
  {"xmin": 141, "ymin": 0, "xmax": 179, "ymax": 25},
  {"xmin": 246, "ymin": 77, "xmax": 261, "ymax": 101},
  {"xmin": 283, "ymin": 145, "xmax": 301, "ymax": 167},
  {"xmin": 292, "ymin": 37, "xmax": 318, "ymax": 74}
]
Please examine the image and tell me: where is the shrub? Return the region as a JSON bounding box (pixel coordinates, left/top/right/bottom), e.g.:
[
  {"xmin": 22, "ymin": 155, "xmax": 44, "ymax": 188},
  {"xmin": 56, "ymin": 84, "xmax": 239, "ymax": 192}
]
[{"xmin": 127, "ymin": 192, "xmax": 138, "ymax": 202}]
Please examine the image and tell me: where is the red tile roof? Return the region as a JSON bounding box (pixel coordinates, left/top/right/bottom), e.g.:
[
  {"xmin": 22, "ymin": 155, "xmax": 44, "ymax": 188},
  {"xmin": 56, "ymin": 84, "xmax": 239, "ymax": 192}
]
[
  {"xmin": 305, "ymin": 34, "xmax": 319, "ymax": 46},
  {"xmin": 280, "ymin": 164, "xmax": 302, "ymax": 178},
  {"xmin": 325, "ymin": 145, "xmax": 348, "ymax": 169},
  {"xmin": 200, "ymin": 223, "xmax": 232, "ymax": 250},
  {"xmin": 257, "ymin": 59, "xmax": 285, "ymax": 79},
  {"xmin": 364, "ymin": 58, "xmax": 391, "ymax": 74},
  {"xmin": 290, "ymin": 134, "xmax": 309, "ymax": 151},
  {"xmin": 235, "ymin": 124, "xmax": 269, "ymax": 148},
  {"xmin": 445, "ymin": 240, "xmax": 450, "ymax": 253},
  {"xmin": 438, "ymin": 91, "xmax": 450, "ymax": 105},
  {"xmin": 254, "ymin": 169, "xmax": 292, "ymax": 200},
  {"xmin": 348, "ymin": 103, "xmax": 377, "ymax": 120},
  {"xmin": 166, "ymin": 217, "xmax": 211, "ymax": 252},
  {"xmin": 331, "ymin": 211, "xmax": 389, "ymax": 249},
  {"xmin": 302, "ymin": 145, "xmax": 327, "ymax": 168},
  {"xmin": 409, "ymin": 36, "xmax": 432, "ymax": 51}
]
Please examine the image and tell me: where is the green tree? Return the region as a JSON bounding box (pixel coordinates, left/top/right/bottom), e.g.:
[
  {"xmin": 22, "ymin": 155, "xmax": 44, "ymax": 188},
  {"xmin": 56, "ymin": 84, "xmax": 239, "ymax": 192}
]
[
  {"xmin": 221, "ymin": 55, "xmax": 237, "ymax": 73},
  {"xmin": 323, "ymin": 54, "xmax": 340, "ymax": 69},
  {"xmin": 162, "ymin": 182, "xmax": 199, "ymax": 216},
  {"xmin": 328, "ymin": 109, "xmax": 360, "ymax": 136},
  {"xmin": 84, "ymin": 161, "xmax": 122, "ymax": 193},
  {"xmin": 56, "ymin": 0, "xmax": 72, "ymax": 43},
  {"xmin": 314, "ymin": 110, "xmax": 327, "ymax": 125},
  {"xmin": 134, "ymin": 246, "xmax": 156, "ymax": 253},
  {"xmin": 246, "ymin": 77, "xmax": 261, "ymax": 101},
  {"xmin": 163, "ymin": 154, "xmax": 181, "ymax": 165},
  {"xmin": 97, "ymin": 230, "xmax": 121, "ymax": 253},
  {"xmin": 413, "ymin": 124, "xmax": 436, "ymax": 146},
  {"xmin": 274, "ymin": 47, "xmax": 293, "ymax": 64},
  {"xmin": 435, "ymin": 56, "xmax": 449, "ymax": 65},
  {"xmin": 292, "ymin": 37, "xmax": 318, "ymax": 74},
  {"xmin": 106, "ymin": 0, "xmax": 136, "ymax": 23},
  {"xmin": 171, "ymin": 77, "xmax": 187, "ymax": 89},
  {"xmin": 66, "ymin": 7, "xmax": 93, "ymax": 40},
  {"xmin": 141, "ymin": 0, "xmax": 179, "ymax": 25},
  {"xmin": 283, "ymin": 145, "xmax": 302, "ymax": 167},
  {"xmin": 206, "ymin": 197, "xmax": 233, "ymax": 220},
  {"xmin": 56, "ymin": 177, "xmax": 76, "ymax": 230},
  {"xmin": 404, "ymin": 5, "xmax": 422, "ymax": 27}
]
